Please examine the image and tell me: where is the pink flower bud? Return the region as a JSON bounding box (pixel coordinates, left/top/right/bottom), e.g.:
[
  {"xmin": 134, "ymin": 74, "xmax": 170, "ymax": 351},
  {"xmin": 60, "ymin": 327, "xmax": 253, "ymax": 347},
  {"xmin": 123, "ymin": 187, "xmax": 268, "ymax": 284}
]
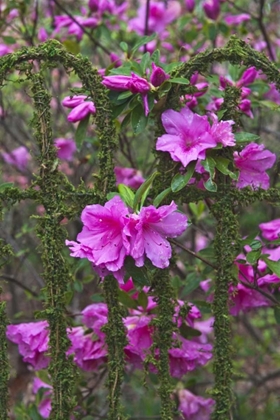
[
  {"xmin": 185, "ymin": 0, "xmax": 195, "ymax": 13},
  {"xmin": 38, "ymin": 28, "xmax": 48, "ymax": 42},
  {"xmin": 62, "ymin": 95, "xmax": 87, "ymax": 108},
  {"xmin": 150, "ymin": 63, "xmax": 169, "ymax": 87},
  {"xmin": 203, "ymin": 0, "xmax": 220, "ymax": 20},
  {"xmin": 67, "ymin": 101, "xmax": 96, "ymax": 122},
  {"xmin": 237, "ymin": 67, "xmax": 258, "ymax": 87}
]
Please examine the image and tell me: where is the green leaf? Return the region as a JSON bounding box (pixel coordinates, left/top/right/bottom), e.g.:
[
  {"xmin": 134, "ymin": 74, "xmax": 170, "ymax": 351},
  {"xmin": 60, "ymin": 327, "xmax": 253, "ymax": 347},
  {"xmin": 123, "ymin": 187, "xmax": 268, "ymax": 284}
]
[
  {"xmin": 133, "ymin": 171, "xmax": 159, "ymax": 211},
  {"xmin": 62, "ymin": 40, "xmax": 80, "ymax": 55},
  {"xmin": 64, "ymin": 291, "xmax": 74, "ymax": 305},
  {"xmin": 235, "ymin": 132, "xmax": 260, "ymax": 143},
  {"xmin": 138, "ymin": 291, "xmax": 148, "ymax": 310},
  {"xmin": 203, "ymin": 178, "xmax": 217, "ymax": 192},
  {"xmin": 131, "ymin": 104, "xmax": 148, "ymax": 134},
  {"xmin": 179, "ymin": 323, "xmax": 202, "ymax": 339},
  {"xmin": 249, "ymin": 240, "xmax": 262, "ymax": 251},
  {"xmin": 118, "ymin": 184, "xmax": 135, "ymax": 208},
  {"xmin": 140, "ymin": 52, "xmax": 151, "ymax": 73},
  {"xmin": 151, "ymin": 49, "xmax": 160, "ymax": 65},
  {"xmin": 118, "ymin": 290, "xmax": 138, "ymax": 309},
  {"xmin": 75, "ymin": 114, "xmax": 90, "ymax": 151},
  {"xmin": 214, "ymin": 156, "xmax": 238, "ymax": 180},
  {"xmin": 124, "ymin": 256, "xmax": 150, "ymax": 287},
  {"xmin": 189, "ymin": 201, "xmax": 205, "ymax": 219},
  {"xmin": 120, "ymin": 42, "xmax": 128, "ymax": 52},
  {"xmin": 109, "ymin": 66, "xmax": 132, "ymax": 76},
  {"xmin": 192, "ymin": 300, "xmax": 212, "ymax": 314},
  {"xmin": 171, "ymin": 162, "xmax": 195, "ymax": 192},
  {"xmin": 274, "ymin": 306, "xmax": 280, "ymax": 324},
  {"xmin": 131, "ymin": 33, "xmax": 157, "ymax": 55},
  {"xmin": 201, "ymin": 157, "xmax": 216, "ymax": 179},
  {"xmin": 120, "ymin": 112, "xmax": 131, "ymax": 129},
  {"xmin": 169, "ymin": 77, "xmax": 190, "ymax": 85},
  {"xmin": 262, "ymin": 257, "xmax": 280, "ymax": 277},
  {"xmin": 241, "ymin": 231, "xmax": 259, "ymax": 246},
  {"xmin": 118, "ymin": 91, "xmax": 133, "ymax": 100},
  {"xmin": 217, "ymin": 109, "xmax": 226, "ymax": 120},
  {"xmin": 2, "ymin": 36, "xmax": 16, "ymax": 44},
  {"xmin": 106, "ymin": 192, "xmax": 119, "ymax": 200},
  {"xmin": 183, "ymin": 273, "xmax": 203, "ymax": 295},
  {"xmin": 0, "ymin": 182, "xmax": 14, "ymax": 191},
  {"xmin": 112, "ymin": 100, "xmax": 130, "ymax": 119},
  {"xmin": 246, "ymin": 249, "xmax": 261, "ymax": 265},
  {"xmin": 258, "ymin": 100, "xmax": 280, "ymax": 111},
  {"xmin": 153, "ymin": 187, "xmax": 172, "ymax": 207}
]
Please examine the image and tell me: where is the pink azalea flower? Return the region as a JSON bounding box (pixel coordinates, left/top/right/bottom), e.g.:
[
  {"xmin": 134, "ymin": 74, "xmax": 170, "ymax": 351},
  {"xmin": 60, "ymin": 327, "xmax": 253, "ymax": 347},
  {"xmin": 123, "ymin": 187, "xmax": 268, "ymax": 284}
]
[
  {"xmin": 67, "ymin": 327, "xmax": 107, "ymax": 371},
  {"xmin": 259, "ymin": 219, "xmax": 280, "ymax": 241},
  {"xmin": 156, "ymin": 107, "xmax": 217, "ymax": 168},
  {"xmin": 178, "ymin": 389, "xmax": 214, "ymax": 420},
  {"xmin": 114, "ymin": 166, "xmax": 145, "ymax": 189},
  {"xmin": 168, "ymin": 334, "xmax": 212, "ymax": 378},
  {"xmin": 66, "ymin": 196, "xmax": 130, "ymax": 277},
  {"xmin": 224, "ymin": 13, "xmax": 250, "ymax": 26},
  {"xmin": 1, "ymin": 146, "xmax": 30, "ymax": 171},
  {"xmin": 6, "ymin": 321, "xmax": 50, "ymax": 370},
  {"xmin": 54, "ymin": 138, "xmax": 76, "ymax": 161},
  {"xmin": 82, "ymin": 303, "xmax": 108, "ymax": 339},
  {"xmin": 209, "ymin": 114, "xmax": 235, "ymax": 147},
  {"xmin": 33, "ymin": 378, "xmax": 52, "ymax": 419},
  {"xmin": 229, "ymin": 282, "xmax": 272, "ymax": 316},
  {"xmin": 89, "ymin": 0, "xmax": 114, "ymax": 14},
  {"xmin": 233, "ymin": 143, "xmax": 276, "ymax": 190},
  {"xmin": 124, "ymin": 201, "xmax": 187, "ymax": 269},
  {"xmin": 203, "ymin": 0, "xmax": 220, "ymax": 20},
  {"xmin": 124, "ymin": 315, "xmax": 154, "ymax": 367},
  {"xmin": 0, "ymin": 44, "xmax": 13, "ymax": 56},
  {"xmin": 264, "ymin": 83, "xmax": 280, "ymax": 105},
  {"xmin": 129, "ymin": 1, "xmax": 181, "ymax": 35}
]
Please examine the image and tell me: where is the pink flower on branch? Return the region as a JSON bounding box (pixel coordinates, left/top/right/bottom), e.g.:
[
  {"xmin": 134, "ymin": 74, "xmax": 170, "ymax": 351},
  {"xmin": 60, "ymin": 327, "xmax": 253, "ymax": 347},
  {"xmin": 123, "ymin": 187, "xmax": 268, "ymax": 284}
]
[
  {"xmin": 124, "ymin": 202, "xmax": 187, "ymax": 269},
  {"xmin": 259, "ymin": 219, "xmax": 280, "ymax": 241},
  {"xmin": 233, "ymin": 143, "xmax": 276, "ymax": 190},
  {"xmin": 54, "ymin": 138, "xmax": 76, "ymax": 161},
  {"xmin": 1, "ymin": 146, "xmax": 30, "ymax": 171},
  {"xmin": 66, "ymin": 196, "xmax": 187, "ymax": 278},
  {"xmin": 6, "ymin": 321, "xmax": 50, "ymax": 370},
  {"xmin": 178, "ymin": 389, "xmax": 215, "ymax": 420},
  {"xmin": 66, "ymin": 196, "xmax": 130, "ymax": 277},
  {"xmin": 156, "ymin": 107, "xmax": 217, "ymax": 168}
]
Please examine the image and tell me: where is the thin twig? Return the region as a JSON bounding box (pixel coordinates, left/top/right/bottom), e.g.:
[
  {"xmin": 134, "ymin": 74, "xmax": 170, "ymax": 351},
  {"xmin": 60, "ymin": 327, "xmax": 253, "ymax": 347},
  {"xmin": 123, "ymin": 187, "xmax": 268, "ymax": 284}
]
[
  {"xmin": 170, "ymin": 239, "xmax": 217, "ymax": 269},
  {"xmin": 0, "ymin": 274, "xmax": 39, "ymax": 297}
]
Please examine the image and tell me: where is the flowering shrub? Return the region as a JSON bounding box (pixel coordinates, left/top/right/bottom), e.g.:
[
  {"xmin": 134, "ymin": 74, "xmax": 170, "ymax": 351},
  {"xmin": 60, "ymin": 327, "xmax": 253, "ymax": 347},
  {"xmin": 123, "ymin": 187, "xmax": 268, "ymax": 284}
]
[{"xmin": 0, "ymin": 1, "xmax": 280, "ymax": 419}]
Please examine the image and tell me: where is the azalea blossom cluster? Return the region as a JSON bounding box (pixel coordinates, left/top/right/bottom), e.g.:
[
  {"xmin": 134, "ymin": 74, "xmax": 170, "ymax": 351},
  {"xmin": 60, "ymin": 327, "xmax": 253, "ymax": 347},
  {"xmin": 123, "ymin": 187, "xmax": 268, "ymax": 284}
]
[
  {"xmin": 156, "ymin": 105, "xmax": 276, "ymax": 190},
  {"xmin": 7, "ymin": 279, "xmax": 214, "ymax": 418},
  {"xmin": 66, "ymin": 195, "xmax": 188, "ymax": 281}
]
